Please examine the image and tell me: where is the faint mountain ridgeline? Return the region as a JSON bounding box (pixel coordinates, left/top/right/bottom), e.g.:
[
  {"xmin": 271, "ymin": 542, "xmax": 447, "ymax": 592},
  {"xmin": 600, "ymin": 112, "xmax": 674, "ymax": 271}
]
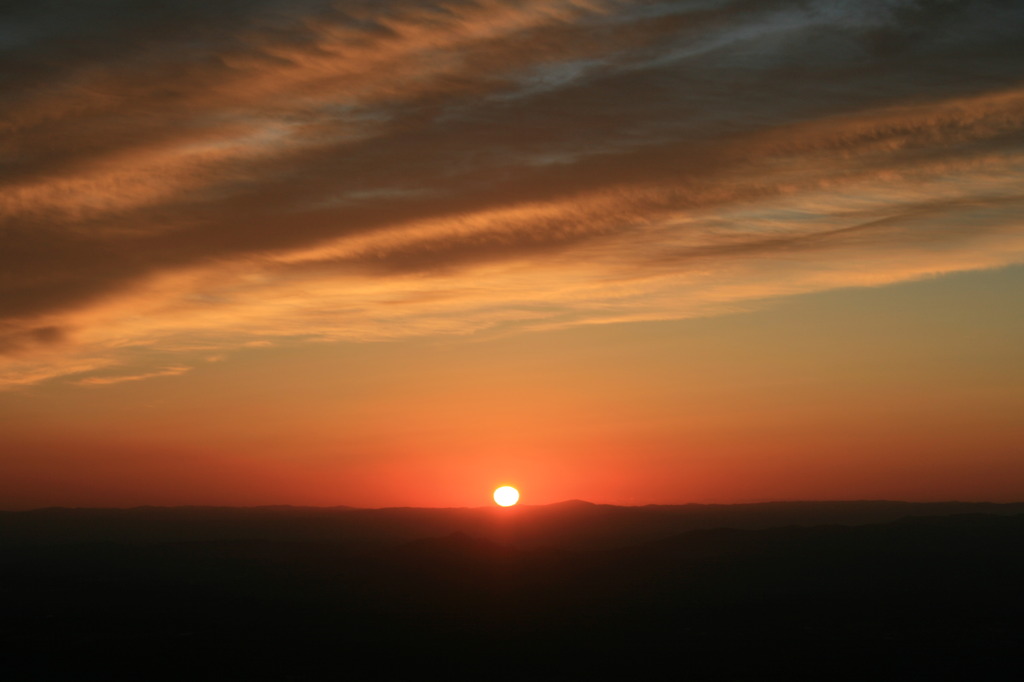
[{"xmin": 3, "ymin": 499, "xmax": 1023, "ymax": 550}]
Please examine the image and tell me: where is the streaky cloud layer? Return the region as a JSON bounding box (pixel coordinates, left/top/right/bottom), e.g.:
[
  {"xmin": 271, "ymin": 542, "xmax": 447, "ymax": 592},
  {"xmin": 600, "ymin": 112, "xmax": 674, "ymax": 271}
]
[{"xmin": 3, "ymin": 0, "xmax": 1024, "ymax": 387}]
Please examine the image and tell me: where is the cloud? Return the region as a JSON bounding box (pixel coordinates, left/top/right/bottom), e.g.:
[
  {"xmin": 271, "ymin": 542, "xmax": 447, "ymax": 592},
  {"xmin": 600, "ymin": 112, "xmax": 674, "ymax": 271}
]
[
  {"xmin": 73, "ymin": 366, "xmax": 193, "ymax": 387},
  {"xmin": 2, "ymin": 0, "xmax": 1023, "ymax": 386}
]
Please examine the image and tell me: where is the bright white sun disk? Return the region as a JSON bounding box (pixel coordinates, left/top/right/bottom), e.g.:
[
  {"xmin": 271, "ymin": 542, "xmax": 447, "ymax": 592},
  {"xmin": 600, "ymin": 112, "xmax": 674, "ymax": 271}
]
[{"xmin": 493, "ymin": 486, "xmax": 520, "ymax": 507}]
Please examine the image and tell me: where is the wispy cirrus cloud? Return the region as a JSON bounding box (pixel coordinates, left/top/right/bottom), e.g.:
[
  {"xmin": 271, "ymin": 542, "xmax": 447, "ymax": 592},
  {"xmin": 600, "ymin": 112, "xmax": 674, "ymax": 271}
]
[
  {"xmin": 2, "ymin": 0, "xmax": 1023, "ymax": 387},
  {"xmin": 74, "ymin": 365, "xmax": 193, "ymax": 386}
]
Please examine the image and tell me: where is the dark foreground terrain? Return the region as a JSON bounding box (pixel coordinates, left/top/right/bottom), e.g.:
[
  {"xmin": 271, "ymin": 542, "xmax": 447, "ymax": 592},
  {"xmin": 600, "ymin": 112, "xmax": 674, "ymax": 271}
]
[{"xmin": 2, "ymin": 501, "xmax": 1023, "ymax": 680}]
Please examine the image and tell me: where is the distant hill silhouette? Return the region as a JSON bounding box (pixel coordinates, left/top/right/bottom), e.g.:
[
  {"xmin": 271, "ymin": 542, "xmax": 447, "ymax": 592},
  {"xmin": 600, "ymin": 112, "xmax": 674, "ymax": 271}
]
[
  {"xmin": 3, "ymin": 499, "xmax": 1022, "ymax": 549},
  {"xmin": 2, "ymin": 502, "xmax": 1023, "ymax": 680}
]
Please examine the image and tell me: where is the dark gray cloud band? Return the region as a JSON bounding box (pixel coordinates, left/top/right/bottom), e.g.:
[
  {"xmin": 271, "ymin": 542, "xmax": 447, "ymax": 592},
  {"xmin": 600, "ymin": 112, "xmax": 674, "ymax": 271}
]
[{"xmin": 2, "ymin": 0, "xmax": 1023, "ymax": 385}]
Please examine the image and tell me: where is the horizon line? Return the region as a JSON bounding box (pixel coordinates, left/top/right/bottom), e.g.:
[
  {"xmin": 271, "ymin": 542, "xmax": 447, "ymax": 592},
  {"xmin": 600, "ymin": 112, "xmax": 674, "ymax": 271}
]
[{"xmin": 4, "ymin": 499, "xmax": 1023, "ymax": 513}]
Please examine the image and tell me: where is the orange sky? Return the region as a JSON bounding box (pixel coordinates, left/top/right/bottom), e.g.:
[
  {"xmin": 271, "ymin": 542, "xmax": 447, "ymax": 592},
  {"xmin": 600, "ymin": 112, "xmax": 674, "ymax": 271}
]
[{"xmin": 2, "ymin": 0, "xmax": 1023, "ymax": 508}]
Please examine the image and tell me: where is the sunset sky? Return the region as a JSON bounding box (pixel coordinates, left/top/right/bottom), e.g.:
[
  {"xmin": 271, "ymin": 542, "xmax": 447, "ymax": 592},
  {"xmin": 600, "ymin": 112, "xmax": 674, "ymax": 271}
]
[{"xmin": 2, "ymin": 0, "xmax": 1023, "ymax": 508}]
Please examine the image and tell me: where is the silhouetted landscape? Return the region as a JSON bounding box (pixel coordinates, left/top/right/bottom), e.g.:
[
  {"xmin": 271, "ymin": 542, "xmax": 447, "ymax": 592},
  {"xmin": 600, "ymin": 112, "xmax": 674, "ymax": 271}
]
[{"xmin": 3, "ymin": 501, "xmax": 1023, "ymax": 680}]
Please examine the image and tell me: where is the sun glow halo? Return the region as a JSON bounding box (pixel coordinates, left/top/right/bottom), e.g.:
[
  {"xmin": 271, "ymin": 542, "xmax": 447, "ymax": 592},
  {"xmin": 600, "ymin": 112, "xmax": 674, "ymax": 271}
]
[{"xmin": 493, "ymin": 486, "xmax": 520, "ymax": 507}]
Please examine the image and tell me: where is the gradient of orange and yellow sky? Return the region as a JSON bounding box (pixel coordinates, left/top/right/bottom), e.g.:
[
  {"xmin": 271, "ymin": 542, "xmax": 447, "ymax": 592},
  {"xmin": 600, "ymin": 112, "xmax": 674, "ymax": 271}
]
[
  {"xmin": 2, "ymin": 0, "xmax": 1023, "ymax": 508},
  {"xmin": 4, "ymin": 265, "xmax": 1022, "ymax": 508}
]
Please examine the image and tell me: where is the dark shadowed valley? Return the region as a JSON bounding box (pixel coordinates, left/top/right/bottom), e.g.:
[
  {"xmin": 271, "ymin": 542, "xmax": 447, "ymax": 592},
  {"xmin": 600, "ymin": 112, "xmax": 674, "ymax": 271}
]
[{"xmin": 3, "ymin": 502, "xmax": 1023, "ymax": 680}]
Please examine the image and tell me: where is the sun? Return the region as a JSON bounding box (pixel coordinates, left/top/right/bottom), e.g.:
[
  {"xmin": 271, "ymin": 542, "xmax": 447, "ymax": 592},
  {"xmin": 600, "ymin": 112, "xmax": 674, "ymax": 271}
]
[{"xmin": 493, "ymin": 486, "xmax": 520, "ymax": 507}]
